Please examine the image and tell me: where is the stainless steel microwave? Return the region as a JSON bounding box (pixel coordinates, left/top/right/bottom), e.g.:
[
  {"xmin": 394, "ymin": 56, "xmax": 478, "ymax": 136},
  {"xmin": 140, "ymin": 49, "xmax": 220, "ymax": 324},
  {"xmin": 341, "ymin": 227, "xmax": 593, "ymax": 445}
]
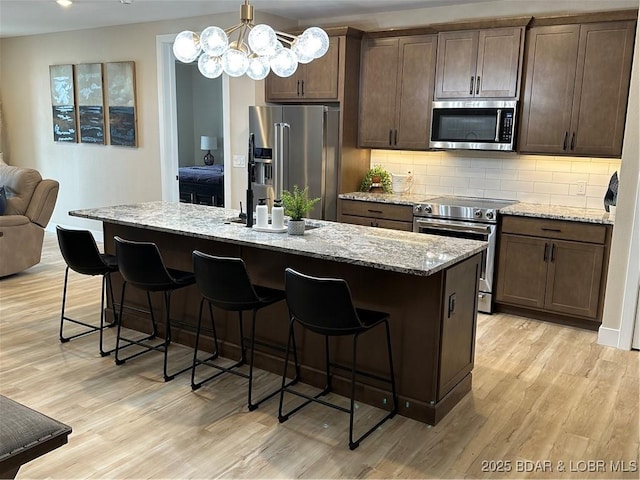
[{"xmin": 430, "ymin": 100, "xmax": 517, "ymax": 151}]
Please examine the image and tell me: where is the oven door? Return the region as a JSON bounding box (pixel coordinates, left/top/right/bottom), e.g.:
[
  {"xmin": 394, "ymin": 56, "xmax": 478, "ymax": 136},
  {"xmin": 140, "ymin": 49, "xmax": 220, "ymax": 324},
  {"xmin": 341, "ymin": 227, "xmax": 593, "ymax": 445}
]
[{"xmin": 413, "ymin": 217, "xmax": 496, "ymax": 313}]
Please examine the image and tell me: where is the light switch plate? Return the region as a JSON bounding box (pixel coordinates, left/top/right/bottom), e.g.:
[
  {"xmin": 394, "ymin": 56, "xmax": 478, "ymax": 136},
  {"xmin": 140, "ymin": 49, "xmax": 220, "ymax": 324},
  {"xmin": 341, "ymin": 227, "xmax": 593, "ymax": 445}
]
[
  {"xmin": 577, "ymin": 181, "xmax": 586, "ymax": 195},
  {"xmin": 233, "ymin": 155, "xmax": 246, "ymax": 168}
]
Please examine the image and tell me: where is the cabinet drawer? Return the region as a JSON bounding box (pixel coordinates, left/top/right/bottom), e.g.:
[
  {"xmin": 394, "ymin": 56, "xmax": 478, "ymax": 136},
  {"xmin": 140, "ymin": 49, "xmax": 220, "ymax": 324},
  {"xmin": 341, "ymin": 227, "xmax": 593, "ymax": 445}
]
[
  {"xmin": 501, "ymin": 216, "xmax": 606, "ymax": 244},
  {"xmin": 339, "ymin": 200, "xmax": 413, "ymax": 222},
  {"xmin": 340, "ymin": 214, "xmax": 413, "ymax": 232}
]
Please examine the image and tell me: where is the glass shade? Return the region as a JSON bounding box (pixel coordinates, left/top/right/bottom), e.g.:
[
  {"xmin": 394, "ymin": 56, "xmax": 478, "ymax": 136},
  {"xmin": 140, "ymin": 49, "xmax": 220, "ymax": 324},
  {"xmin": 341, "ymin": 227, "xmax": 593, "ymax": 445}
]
[
  {"xmin": 173, "ymin": 30, "xmax": 201, "ymax": 63},
  {"xmin": 270, "ymin": 47, "xmax": 298, "ymax": 77},
  {"xmin": 247, "ymin": 56, "xmax": 271, "ymax": 80},
  {"xmin": 292, "ymin": 38, "xmax": 314, "ymax": 64},
  {"xmin": 198, "ymin": 54, "xmax": 223, "ymax": 78},
  {"xmin": 200, "ymin": 26, "xmax": 229, "ymax": 57},
  {"xmin": 222, "ymin": 48, "xmax": 250, "ymax": 77},
  {"xmin": 248, "ymin": 24, "xmax": 277, "ymax": 56},
  {"xmin": 301, "ymin": 27, "xmax": 330, "ymax": 59}
]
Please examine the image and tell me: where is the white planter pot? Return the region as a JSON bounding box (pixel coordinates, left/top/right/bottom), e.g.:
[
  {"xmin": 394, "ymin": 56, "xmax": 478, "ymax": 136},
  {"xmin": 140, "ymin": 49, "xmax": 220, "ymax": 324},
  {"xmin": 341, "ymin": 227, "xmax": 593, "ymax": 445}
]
[{"xmin": 287, "ymin": 220, "xmax": 305, "ymax": 235}]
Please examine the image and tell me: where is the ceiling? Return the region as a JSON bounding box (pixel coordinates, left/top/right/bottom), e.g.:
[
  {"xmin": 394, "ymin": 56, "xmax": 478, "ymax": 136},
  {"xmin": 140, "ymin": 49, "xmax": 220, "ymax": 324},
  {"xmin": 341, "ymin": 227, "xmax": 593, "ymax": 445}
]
[{"xmin": 0, "ymin": 0, "xmax": 494, "ymax": 38}]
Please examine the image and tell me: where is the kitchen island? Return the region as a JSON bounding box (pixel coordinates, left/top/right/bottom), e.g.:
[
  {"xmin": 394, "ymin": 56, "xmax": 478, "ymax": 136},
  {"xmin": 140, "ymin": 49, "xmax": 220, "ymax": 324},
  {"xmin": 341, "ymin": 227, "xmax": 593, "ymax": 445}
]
[{"xmin": 70, "ymin": 202, "xmax": 486, "ymax": 425}]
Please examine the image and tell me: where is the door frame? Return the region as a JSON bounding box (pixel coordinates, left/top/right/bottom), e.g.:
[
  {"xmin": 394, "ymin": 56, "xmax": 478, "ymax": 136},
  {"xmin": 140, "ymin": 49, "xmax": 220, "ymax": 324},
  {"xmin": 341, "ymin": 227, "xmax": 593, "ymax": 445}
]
[{"xmin": 156, "ymin": 33, "xmax": 231, "ymax": 206}]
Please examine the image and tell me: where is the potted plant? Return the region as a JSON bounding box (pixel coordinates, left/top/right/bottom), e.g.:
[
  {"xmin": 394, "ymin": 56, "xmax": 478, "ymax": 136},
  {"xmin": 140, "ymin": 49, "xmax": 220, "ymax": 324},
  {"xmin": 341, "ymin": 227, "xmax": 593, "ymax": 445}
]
[
  {"xmin": 281, "ymin": 185, "xmax": 320, "ymax": 235},
  {"xmin": 359, "ymin": 165, "xmax": 392, "ymax": 193}
]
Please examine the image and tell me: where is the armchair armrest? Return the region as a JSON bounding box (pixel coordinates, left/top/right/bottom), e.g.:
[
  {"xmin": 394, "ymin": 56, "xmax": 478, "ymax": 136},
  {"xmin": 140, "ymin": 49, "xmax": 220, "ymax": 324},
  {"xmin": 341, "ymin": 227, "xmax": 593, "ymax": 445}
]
[{"xmin": 25, "ymin": 180, "xmax": 59, "ymax": 228}]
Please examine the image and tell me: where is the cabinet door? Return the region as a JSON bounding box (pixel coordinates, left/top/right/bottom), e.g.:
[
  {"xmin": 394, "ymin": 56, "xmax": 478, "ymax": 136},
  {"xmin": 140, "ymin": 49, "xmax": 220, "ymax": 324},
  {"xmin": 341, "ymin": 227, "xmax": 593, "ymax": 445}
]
[
  {"xmin": 435, "ymin": 31, "xmax": 478, "ymax": 99},
  {"xmin": 544, "ymin": 240, "xmax": 604, "ymax": 319},
  {"xmin": 518, "ymin": 25, "xmax": 580, "ymax": 154},
  {"xmin": 300, "ymin": 36, "xmax": 340, "ymax": 100},
  {"xmin": 475, "ymin": 27, "xmax": 522, "ymax": 98},
  {"xmin": 495, "ymin": 234, "xmax": 548, "ymax": 308},
  {"xmin": 570, "ymin": 21, "xmax": 635, "ymax": 157},
  {"xmin": 395, "ymin": 35, "xmax": 437, "ymax": 150},
  {"xmin": 358, "ymin": 38, "xmax": 399, "ymax": 148},
  {"xmin": 265, "ymin": 72, "xmax": 302, "ymax": 101}
]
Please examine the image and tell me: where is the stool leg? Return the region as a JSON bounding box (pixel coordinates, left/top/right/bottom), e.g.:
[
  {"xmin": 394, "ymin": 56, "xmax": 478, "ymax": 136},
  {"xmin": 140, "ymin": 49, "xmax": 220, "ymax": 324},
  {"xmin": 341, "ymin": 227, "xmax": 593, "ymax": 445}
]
[
  {"xmin": 146, "ymin": 292, "xmax": 157, "ymax": 339},
  {"xmin": 59, "ymin": 266, "xmax": 70, "ymax": 343},
  {"xmin": 106, "ymin": 272, "xmax": 118, "ymax": 326},
  {"xmin": 163, "ymin": 291, "xmax": 173, "ymax": 382},
  {"xmin": 114, "ymin": 282, "xmax": 127, "ymax": 365},
  {"xmin": 247, "ymin": 308, "xmax": 258, "ymax": 411},
  {"xmin": 98, "ymin": 275, "xmax": 109, "ymax": 357},
  {"xmin": 322, "ymin": 335, "xmax": 331, "ymax": 395},
  {"xmin": 348, "ymin": 333, "xmax": 360, "ymax": 450},
  {"xmin": 385, "ymin": 319, "xmax": 398, "ymax": 416},
  {"xmin": 237, "ymin": 311, "xmax": 246, "ymax": 366},
  {"xmin": 191, "ymin": 297, "xmax": 206, "ymax": 389},
  {"xmin": 278, "ymin": 318, "xmax": 296, "ymax": 422}
]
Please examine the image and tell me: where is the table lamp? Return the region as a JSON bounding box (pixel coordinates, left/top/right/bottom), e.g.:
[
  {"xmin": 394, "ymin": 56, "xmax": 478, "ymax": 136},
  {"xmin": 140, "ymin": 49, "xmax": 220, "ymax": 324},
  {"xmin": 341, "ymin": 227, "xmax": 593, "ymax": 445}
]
[{"xmin": 201, "ymin": 136, "xmax": 217, "ymax": 165}]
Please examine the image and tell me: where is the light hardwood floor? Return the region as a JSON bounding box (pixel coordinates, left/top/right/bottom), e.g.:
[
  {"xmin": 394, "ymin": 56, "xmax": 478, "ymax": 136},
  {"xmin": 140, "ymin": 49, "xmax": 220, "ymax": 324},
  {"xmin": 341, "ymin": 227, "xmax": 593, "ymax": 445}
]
[{"xmin": 1, "ymin": 233, "xmax": 638, "ymax": 479}]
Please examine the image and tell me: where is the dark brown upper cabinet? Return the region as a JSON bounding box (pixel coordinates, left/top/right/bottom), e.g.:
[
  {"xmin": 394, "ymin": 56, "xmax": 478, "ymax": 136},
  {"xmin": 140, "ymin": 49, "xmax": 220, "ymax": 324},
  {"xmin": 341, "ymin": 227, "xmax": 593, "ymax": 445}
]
[
  {"xmin": 434, "ymin": 27, "xmax": 524, "ymax": 99},
  {"xmin": 518, "ymin": 20, "xmax": 635, "ymax": 157},
  {"xmin": 358, "ymin": 34, "xmax": 437, "ymax": 149},
  {"xmin": 265, "ymin": 36, "xmax": 340, "ymax": 102}
]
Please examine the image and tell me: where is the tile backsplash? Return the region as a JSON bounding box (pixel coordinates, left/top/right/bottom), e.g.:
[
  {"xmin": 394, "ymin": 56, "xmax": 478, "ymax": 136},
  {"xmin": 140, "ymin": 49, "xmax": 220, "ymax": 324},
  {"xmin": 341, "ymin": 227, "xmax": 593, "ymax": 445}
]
[{"xmin": 371, "ymin": 150, "xmax": 620, "ymax": 210}]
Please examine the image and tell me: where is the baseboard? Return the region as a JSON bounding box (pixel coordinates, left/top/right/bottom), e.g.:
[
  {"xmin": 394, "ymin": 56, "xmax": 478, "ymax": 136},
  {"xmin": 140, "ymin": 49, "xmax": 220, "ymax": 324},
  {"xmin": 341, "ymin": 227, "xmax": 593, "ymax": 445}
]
[{"xmin": 597, "ymin": 326, "xmax": 620, "ymax": 348}]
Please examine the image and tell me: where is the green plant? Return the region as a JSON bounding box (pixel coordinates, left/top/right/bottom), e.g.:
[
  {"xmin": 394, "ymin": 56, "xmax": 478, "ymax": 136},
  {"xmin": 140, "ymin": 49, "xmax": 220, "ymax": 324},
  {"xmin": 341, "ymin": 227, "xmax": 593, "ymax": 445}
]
[
  {"xmin": 359, "ymin": 165, "xmax": 392, "ymax": 193},
  {"xmin": 281, "ymin": 185, "xmax": 320, "ymax": 221}
]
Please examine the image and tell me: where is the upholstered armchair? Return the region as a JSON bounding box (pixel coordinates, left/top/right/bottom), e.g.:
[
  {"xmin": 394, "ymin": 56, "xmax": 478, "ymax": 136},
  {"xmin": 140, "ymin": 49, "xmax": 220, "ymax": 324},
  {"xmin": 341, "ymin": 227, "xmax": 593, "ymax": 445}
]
[{"xmin": 0, "ymin": 161, "xmax": 59, "ymax": 277}]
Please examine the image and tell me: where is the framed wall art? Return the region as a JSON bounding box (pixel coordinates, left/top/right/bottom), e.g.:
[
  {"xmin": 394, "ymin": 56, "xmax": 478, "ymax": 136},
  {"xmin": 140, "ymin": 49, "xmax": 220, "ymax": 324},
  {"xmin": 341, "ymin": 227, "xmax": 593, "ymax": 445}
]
[
  {"xmin": 49, "ymin": 64, "xmax": 77, "ymax": 143},
  {"xmin": 75, "ymin": 63, "xmax": 105, "ymax": 144},
  {"xmin": 105, "ymin": 61, "xmax": 137, "ymax": 147}
]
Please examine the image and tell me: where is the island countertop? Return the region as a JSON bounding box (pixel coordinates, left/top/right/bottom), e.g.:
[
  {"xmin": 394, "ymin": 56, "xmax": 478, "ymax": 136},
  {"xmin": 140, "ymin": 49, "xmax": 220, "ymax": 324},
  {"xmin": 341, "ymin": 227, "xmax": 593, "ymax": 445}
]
[{"xmin": 70, "ymin": 201, "xmax": 486, "ymax": 277}]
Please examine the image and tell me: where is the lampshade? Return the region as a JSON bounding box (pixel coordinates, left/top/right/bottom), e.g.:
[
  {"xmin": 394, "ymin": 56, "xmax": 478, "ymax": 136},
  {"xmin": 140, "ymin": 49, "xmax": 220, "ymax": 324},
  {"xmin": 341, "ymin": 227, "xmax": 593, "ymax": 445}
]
[
  {"xmin": 200, "ymin": 136, "xmax": 217, "ymax": 150},
  {"xmin": 172, "ymin": 0, "xmax": 329, "ymax": 80}
]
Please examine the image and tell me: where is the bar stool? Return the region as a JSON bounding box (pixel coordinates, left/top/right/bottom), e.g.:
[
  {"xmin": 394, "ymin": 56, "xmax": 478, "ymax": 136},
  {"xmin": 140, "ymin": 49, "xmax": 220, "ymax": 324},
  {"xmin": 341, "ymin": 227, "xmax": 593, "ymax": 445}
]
[
  {"xmin": 56, "ymin": 226, "xmax": 119, "ymax": 357},
  {"xmin": 191, "ymin": 250, "xmax": 299, "ymax": 411},
  {"xmin": 113, "ymin": 236, "xmax": 195, "ymax": 382},
  {"xmin": 279, "ymin": 268, "xmax": 398, "ymax": 450}
]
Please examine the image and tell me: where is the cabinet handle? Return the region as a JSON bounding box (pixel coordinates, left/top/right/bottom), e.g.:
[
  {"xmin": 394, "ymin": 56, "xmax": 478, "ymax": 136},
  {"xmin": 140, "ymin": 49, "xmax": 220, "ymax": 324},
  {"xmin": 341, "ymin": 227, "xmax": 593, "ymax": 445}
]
[
  {"xmin": 570, "ymin": 132, "xmax": 576, "ymax": 151},
  {"xmin": 296, "ymin": 80, "xmax": 300, "ymax": 96},
  {"xmin": 368, "ymin": 209, "xmax": 383, "ymax": 214},
  {"xmin": 541, "ymin": 227, "xmax": 561, "ymax": 232},
  {"xmin": 394, "ymin": 129, "xmax": 398, "ymax": 146},
  {"xmin": 476, "ymin": 76, "xmax": 481, "ymax": 95},
  {"xmin": 562, "ymin": 131, "xmax": 568, "ymax": 151},
  {"xmin": 551, "ymin": 243, "xmax": 556, "ymax": 262},
  {"xmin": 470, "ymin": 76, "xmax": 475, "ymax": 95},
  {"xmin": 543, "ymin": 243, "xmax": 549, "ymax": 262},
  {"xmin": 389, "ymin": 129, "xmax": 393, "ymax": 146},
  {"xmin": 301, "ymin": 80, "xmax": 305, "ymax": 97}
]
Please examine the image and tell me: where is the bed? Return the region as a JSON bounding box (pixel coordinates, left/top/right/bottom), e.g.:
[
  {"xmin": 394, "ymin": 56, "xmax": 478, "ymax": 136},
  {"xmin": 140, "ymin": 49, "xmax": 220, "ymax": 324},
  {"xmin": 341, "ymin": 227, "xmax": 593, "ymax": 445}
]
[{"xmin": 178, "ymin": 164, "xmax": 224, "ymax": 207}]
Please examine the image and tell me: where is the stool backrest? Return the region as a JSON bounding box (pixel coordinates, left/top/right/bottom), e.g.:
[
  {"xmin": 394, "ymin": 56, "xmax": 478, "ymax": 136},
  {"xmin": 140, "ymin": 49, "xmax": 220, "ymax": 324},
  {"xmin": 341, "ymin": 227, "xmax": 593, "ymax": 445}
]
[
  {"xmin": 284, "ymin": 268, "xmax": 362, "ymax": 335},
  {"xmin": 192, "ymin": 250, "xmax": 259, "ymax": 309},
  {"xmin": 56, "ymin": 226, "xmax": 108, "ymax": 275},
  {"xmin": 114, "ymin": 236, "xmax": 175, "ymax": 289}
]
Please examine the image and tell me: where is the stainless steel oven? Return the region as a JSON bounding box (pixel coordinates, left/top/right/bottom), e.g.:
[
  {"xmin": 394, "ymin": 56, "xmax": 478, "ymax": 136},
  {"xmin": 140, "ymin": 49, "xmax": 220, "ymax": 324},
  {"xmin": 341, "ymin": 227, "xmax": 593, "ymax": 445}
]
[{"xmin": 413, "ymin": 196, "xmax": 517, "ymax": 313}]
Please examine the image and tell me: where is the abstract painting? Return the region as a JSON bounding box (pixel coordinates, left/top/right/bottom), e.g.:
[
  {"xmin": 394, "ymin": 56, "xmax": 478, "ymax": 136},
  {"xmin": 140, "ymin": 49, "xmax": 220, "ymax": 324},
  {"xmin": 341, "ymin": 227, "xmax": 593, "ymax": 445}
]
[
  {"xmin": 50, "ymin": 64, "xmax": 77, "ymax": 142},
  {"xmin": 105, "ymin": 61, "xmax": 137, "ymax": 147},
  {"xmin": 76, "ymin": 63, "xmax": 105, "ymax": 144}
]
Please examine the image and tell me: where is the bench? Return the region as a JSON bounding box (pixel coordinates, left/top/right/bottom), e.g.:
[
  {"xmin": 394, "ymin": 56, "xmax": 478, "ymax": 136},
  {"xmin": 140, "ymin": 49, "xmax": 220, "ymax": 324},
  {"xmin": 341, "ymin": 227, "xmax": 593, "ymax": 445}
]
[{"xmin": 0, "ymin": 395, "xmax": 72, "ymax": 479}]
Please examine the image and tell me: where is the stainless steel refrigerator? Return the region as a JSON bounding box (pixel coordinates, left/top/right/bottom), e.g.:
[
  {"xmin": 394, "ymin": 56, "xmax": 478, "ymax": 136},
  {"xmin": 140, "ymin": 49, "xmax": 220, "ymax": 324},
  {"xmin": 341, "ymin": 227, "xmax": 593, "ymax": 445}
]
[{"xmin": 248, "ymin": 105, "xmax": 340, "ymax": 221}]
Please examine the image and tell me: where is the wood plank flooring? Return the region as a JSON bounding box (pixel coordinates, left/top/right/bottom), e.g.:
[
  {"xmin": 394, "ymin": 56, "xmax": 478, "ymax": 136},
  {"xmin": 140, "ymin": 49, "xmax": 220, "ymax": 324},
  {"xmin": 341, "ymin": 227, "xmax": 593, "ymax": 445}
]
[{"xmin": 0, "ymin": 233, "xmax": 638, "ymax": 479}]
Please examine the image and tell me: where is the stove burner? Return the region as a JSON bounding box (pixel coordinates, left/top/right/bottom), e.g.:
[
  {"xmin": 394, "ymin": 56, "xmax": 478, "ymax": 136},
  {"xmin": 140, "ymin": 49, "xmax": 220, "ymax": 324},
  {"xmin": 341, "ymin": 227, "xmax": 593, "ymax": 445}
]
[{"xmin": 413, "ymin": 196, "xmax": 518, "ymax": 223}]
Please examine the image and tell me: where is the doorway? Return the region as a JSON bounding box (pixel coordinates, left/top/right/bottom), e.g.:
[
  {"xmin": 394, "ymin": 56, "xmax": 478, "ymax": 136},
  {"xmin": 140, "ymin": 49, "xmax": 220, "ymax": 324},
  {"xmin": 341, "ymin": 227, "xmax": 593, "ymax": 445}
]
[{"xmin": 175, "ymin": 62, "xmax": 225, "ymax": 206}]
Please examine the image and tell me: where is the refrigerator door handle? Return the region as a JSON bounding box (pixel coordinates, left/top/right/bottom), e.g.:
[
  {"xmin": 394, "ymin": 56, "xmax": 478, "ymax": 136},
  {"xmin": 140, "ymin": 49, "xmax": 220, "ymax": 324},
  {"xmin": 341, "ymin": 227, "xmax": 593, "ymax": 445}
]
[{"xmin": 274, "ymin": 122, "xmax": 290, "ymax": 203}]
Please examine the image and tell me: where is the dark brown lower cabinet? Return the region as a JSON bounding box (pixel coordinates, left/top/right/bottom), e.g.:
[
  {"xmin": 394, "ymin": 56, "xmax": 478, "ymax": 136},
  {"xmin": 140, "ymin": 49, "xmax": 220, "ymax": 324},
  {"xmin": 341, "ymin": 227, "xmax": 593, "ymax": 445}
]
[{"xmin": 496, "ymin": 216, "xmax": 610, "ymax": 324}]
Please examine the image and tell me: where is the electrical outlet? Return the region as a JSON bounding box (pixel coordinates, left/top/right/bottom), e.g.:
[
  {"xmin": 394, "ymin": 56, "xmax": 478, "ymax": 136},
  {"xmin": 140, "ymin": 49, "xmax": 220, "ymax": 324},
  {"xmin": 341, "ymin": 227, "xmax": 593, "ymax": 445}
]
[
  {"xmin": 233, "ymin": 155, "xmax": 245, "ymax": 168},
  {"xmin": 576, "ymin": 181, "xmax": 587, "ymax": 195}
]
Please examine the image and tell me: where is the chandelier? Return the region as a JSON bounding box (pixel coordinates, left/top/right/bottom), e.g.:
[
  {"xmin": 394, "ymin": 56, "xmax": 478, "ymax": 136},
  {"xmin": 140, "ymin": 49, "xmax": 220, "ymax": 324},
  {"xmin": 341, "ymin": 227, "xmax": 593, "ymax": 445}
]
[{"xmin": 172, "ymin": 0, "xmax": 330, "ymax": 80}]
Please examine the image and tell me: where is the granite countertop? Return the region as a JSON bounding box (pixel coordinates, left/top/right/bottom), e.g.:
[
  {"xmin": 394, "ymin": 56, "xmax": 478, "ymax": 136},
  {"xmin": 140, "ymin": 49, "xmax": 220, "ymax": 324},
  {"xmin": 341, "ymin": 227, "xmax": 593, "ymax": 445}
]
[
  {"xmin": 339, "ymin": 192, "xmax": 614, "ymax": 225},
  {"xmin": 70, "ymin": 201, "xmax": 487, "ymax": 277},
  {"xmin": 499, "ymin": 203, "xmax": 614, "ymax": 225}
]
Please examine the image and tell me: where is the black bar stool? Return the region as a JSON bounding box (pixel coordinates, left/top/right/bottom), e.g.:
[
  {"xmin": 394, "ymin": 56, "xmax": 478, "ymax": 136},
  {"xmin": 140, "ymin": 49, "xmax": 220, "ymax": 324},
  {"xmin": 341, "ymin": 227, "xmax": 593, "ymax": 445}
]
[
  {"xmin": 279, "ymin": 268, "xmax": 398, "ymax": 450},
  {"xmin": 56, "ymin": 226, "xmax": 119, "ymax": 357},
  {"xmin": 191, "ymin": 250, "xmax": 299, "ymax": 411},
  {"xmin": 113, "ymin": 236, "xmax": 195, "ymax": 382}
]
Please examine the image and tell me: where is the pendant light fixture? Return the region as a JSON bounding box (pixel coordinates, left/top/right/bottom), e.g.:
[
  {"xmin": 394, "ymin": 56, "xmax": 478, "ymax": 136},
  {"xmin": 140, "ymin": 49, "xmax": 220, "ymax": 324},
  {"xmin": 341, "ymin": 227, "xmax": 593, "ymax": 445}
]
[{"xmin": 173, "ymin": 0, "xmax": 329, "ymax": 80}]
